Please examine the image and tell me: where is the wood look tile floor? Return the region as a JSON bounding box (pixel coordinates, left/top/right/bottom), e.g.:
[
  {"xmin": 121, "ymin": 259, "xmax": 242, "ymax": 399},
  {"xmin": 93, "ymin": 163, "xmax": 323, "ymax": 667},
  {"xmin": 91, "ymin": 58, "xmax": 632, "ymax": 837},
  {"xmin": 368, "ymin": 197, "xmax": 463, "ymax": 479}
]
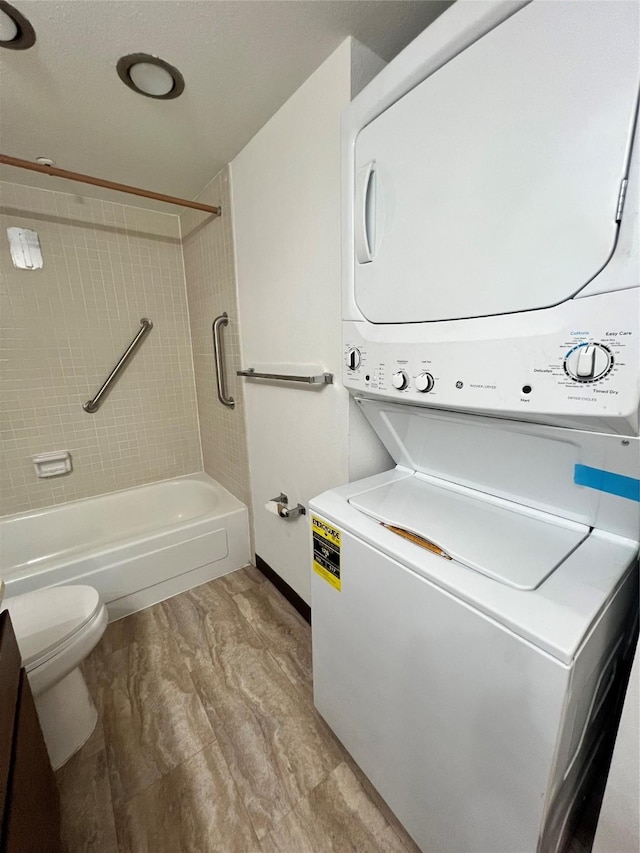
[{"xmin": 56, "ymin": 567, "xmax": 421, "ymax": 853}]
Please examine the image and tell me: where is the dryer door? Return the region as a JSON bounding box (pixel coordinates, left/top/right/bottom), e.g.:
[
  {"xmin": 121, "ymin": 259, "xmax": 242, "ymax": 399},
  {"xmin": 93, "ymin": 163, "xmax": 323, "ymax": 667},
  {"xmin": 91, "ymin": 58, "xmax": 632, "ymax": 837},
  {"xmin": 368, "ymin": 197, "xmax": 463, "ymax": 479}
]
[{"xmin": 353, "ymin": 1, "xmax": 639, "ymax": 324}]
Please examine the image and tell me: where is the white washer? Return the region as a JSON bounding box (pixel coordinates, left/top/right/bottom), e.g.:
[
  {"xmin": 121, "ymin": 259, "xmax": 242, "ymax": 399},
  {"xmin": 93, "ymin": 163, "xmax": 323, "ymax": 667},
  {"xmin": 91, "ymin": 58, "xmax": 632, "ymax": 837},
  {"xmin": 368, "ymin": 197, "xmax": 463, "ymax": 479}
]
[
  {"xmin": 311, "ymin": 2, "xmax": 640, "ymax": 852},
  {"xmin": 310, "ymin": 410, "xmax": 638, "ymax": 853}
]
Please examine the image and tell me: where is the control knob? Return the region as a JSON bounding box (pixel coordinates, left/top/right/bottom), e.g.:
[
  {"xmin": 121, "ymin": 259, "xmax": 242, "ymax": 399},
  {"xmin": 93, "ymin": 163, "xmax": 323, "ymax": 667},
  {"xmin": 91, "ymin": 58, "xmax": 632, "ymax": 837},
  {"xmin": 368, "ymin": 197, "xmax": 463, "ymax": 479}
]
[
  {"xmin": 346, "ymin": 348, "xmax": 361, "ymax": 371},
  {"xmin": 564, "ymin": 343, "xmax": 613, "ymax": 382},
  {"xmin": 415, "ymin": 372, "xmax": 434, "ymax": 393},
  {"xmin": 392, "ymin": 370, "xmax": 409, "ymax": 391}
]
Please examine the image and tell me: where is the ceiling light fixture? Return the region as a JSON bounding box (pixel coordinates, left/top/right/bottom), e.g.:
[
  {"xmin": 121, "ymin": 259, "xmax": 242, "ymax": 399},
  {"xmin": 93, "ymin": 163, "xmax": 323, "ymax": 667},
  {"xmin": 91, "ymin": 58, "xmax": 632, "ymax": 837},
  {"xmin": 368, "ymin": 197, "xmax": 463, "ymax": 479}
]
[
  {"xmin": 116, "ymin": 53, "xmax": 184, "ymax": 100},
  {"xmin": 0, "ymin": 0, "xmax": 36, "ymax": 49}
]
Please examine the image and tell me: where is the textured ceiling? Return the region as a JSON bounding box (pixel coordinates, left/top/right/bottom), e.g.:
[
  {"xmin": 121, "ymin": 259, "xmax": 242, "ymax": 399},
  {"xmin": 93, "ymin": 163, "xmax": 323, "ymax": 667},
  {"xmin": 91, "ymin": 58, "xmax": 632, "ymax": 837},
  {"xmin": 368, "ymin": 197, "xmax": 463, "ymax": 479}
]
[{"xmin": 0, "ymin": 0, "xmax": 450, "ymax": 209}]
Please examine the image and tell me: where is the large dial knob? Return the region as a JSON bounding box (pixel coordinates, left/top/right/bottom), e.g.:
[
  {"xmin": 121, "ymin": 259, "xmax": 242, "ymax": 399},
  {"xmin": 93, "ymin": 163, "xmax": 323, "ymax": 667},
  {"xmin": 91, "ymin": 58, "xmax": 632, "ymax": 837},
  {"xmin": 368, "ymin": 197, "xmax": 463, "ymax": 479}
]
[
  {"xmin": 415, "ymin": 372, "xmax": 434, "ymax": 393},
  {"xmin": 346, "ymin": 347, "xmax": 361, "ymax": 371},
  {"xmin": 564, "ymin": 343, "xmax": 613, "ymax": 382},
  {"xmin": 392, "ymin": 370, "xmax": 409, "ymax": 390}
]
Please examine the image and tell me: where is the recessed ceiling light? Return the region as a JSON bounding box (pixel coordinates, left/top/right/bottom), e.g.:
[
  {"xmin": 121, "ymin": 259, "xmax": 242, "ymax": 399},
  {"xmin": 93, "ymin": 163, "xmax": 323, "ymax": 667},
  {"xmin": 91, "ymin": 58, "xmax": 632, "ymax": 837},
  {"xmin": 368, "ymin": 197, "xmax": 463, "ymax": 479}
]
[
  {"xmin": 116, "ymin": 53, "xmax": 185, "ymax": 100},
  {"xmin": 0, "ymin": 0, "xmax": 36, "ymax": 50}
]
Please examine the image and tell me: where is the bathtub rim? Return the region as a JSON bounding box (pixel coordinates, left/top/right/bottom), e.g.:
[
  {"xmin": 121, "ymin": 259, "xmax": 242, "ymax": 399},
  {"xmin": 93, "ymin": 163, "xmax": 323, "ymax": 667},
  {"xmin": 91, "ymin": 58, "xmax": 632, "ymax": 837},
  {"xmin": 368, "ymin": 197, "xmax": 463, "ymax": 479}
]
[{"xmin": 0, "ymin": 470, "xmax": 243, "ymax": 525}]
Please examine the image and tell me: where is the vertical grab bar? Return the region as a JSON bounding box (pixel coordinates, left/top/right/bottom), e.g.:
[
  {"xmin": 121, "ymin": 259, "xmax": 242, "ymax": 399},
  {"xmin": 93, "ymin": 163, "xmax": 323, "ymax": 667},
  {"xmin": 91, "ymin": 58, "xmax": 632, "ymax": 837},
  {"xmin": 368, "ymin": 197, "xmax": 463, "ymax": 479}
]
[{"xmin": 212, "ymin": 313, "xmax": 235, "ymax": 409}]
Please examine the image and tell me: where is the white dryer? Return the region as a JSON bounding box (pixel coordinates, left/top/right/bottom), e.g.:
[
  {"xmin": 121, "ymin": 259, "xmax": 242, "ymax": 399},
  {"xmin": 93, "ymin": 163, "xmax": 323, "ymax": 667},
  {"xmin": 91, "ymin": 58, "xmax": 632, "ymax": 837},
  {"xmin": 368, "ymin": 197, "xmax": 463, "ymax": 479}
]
[{"xmin": 310, "ymin": 2, "xmax": 640, "ymax": 852}]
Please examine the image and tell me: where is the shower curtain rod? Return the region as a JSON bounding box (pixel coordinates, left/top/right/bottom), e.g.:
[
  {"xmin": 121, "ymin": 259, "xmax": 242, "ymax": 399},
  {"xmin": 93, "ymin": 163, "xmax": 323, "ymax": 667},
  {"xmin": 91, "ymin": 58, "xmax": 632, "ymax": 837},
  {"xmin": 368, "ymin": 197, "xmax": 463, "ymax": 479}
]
[{"xmin": 0, "ymin": 153, "xmax": 221, "ymax": 216}]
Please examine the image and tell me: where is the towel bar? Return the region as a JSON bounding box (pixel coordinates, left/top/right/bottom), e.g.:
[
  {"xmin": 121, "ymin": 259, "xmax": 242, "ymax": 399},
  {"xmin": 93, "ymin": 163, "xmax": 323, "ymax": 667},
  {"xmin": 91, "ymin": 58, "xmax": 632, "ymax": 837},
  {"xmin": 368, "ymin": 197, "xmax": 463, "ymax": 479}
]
[{"xmin": 237, "ymin": 369, "xmax": 333, "ymax": 385}]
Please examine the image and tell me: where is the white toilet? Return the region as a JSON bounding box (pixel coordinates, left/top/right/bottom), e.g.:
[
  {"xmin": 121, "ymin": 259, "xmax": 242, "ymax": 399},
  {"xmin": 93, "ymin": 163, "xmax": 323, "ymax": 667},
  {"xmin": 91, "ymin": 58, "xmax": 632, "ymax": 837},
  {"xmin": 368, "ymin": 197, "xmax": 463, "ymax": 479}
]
[{"xmin": 4, "ymin": 585, "xmax": 108, "ymax": 770}]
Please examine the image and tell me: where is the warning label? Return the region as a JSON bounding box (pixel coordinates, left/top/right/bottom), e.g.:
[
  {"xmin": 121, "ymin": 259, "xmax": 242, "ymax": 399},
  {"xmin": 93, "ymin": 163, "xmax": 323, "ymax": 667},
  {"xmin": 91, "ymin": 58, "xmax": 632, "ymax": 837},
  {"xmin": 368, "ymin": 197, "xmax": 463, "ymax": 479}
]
[{"xmin": 312, "ymin": 515, "xmax": 341, "ymax": 591}]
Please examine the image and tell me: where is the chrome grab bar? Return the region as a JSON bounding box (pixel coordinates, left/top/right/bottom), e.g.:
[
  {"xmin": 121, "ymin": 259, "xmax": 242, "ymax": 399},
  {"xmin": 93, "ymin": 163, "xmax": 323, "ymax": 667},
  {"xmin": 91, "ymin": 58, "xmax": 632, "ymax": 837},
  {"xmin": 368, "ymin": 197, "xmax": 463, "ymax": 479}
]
[
  {"xmin": 212, "ymin": 313, "xmax": 235, "ymax": 408},
  {"xmin": 83, "ymin": 318, "xmax": 152, "ymax": 413},
  {"xmin": 237, "ymin": 369, "xmax": 333, "ymax": 385}
]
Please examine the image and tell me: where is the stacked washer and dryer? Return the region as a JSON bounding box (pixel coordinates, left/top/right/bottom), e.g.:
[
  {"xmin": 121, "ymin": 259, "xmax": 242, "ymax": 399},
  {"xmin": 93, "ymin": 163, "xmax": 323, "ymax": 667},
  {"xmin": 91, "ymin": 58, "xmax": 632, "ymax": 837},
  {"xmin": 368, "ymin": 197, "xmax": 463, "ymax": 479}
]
[{"xmin": 309, "ymin": 2, "xmax": 640, "ymax": 852}]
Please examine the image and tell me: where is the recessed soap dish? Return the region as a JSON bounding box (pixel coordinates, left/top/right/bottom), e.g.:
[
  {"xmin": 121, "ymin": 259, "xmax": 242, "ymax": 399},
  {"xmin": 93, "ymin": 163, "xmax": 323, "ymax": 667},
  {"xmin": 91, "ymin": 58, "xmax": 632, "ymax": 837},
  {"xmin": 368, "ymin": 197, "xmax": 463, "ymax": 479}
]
[{"xmin": 32, "ymin": 451, "xmax": 72, "ymax": 478}]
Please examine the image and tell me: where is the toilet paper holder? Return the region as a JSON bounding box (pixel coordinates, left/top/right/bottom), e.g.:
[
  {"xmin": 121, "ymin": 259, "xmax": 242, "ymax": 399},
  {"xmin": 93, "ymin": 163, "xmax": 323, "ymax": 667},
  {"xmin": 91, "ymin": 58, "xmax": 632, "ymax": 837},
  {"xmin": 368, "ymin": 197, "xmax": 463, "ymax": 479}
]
[{"xmin": 268, "ymin": 493, "xmax": 306, "ymax": 519}]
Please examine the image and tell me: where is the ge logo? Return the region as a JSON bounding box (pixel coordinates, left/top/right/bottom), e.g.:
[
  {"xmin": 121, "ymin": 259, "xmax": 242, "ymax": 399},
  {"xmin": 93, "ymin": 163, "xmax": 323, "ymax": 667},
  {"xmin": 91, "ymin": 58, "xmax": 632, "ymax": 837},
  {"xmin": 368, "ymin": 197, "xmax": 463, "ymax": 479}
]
[{"xmin": 455, "ymin": 381, "xmax": 463, "ymax": 389}]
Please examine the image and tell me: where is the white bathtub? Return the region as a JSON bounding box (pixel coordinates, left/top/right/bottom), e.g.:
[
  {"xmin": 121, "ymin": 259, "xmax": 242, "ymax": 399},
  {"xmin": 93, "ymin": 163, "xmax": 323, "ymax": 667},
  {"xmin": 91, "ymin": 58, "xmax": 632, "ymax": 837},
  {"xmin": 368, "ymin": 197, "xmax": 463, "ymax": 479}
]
[{"xmin": 0, "ymin": 473, "xmax": 251, "ymax": 620}]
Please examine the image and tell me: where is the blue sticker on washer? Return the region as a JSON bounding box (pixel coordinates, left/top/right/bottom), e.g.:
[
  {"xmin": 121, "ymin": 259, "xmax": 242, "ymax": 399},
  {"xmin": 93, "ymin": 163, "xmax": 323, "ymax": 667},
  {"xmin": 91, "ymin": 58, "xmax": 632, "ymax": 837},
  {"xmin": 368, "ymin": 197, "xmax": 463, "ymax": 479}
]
[{"xmin": 574, "ymin": 465, "xmax": 640, "ymax": 502}]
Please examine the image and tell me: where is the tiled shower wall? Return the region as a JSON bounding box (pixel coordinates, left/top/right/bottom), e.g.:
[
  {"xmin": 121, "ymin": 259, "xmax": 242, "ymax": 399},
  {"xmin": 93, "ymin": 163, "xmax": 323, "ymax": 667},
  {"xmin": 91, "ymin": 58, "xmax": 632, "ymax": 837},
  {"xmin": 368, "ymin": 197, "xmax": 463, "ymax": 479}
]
[
  {"xmin": 181, "ymin": 168, "xmax": 252, "ymax": 514},
  {"xmin": 0, "ymin": 181, "xmax": 202, "ymax": 516}
]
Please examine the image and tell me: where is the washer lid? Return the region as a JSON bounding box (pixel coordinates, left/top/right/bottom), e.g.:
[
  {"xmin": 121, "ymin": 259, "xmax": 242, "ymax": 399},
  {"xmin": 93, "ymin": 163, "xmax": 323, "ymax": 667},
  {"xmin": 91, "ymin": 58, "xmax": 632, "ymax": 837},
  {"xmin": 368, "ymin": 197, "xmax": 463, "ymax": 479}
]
[
  {"xmin": 4, "ymin": 585, "xmax": 102, "ymax": 668},
  {"xmin": 348, "ymin": 474, "xmax": 589, "ymax": 590}
]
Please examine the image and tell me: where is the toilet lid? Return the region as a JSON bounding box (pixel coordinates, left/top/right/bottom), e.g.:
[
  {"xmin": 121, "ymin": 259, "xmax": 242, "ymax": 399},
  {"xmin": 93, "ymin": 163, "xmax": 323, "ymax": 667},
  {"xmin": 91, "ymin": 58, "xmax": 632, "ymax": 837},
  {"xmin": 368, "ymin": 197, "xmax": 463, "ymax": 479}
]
[{"xmin": 3, "ymin": 585, "xmax": 102, "ymax": 668}]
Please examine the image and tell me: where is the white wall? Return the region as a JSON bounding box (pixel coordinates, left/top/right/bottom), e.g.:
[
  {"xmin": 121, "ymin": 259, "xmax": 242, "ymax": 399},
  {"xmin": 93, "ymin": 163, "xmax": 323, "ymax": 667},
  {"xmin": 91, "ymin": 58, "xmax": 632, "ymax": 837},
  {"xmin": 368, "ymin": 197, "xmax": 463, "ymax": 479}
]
[
  {"xmin": 232, "ymin": 38, "xmax": 392, "ymax": 603},
  {"xmin": 592, "ymin": 643, "xmax": 639, "ymax": 853}
]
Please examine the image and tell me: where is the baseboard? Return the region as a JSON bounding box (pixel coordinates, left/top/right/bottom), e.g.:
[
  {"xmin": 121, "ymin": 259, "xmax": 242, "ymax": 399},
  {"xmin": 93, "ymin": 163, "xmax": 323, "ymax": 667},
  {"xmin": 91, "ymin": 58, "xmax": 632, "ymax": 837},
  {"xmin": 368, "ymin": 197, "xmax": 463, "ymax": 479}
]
[{"xmin": 255, "ymin": 555, "xmax": 311, "ymax": 624}]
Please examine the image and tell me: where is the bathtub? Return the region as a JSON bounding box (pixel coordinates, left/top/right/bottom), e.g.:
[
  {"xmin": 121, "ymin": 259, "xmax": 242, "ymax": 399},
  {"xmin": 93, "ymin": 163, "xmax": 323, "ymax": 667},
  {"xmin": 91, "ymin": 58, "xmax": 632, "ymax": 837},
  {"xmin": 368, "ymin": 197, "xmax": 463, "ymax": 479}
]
[{"xmin": 0, "ymin": 473, "xmax": 251, "ymax": 620}]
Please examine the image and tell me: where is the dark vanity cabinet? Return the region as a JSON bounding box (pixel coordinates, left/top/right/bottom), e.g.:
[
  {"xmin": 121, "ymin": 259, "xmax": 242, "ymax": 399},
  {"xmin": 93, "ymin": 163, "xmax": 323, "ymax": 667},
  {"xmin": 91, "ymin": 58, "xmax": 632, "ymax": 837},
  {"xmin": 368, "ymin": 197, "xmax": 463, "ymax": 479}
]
[{"xmin": 0, "ymin": 610, "xmax": 62, "ymax": 853}]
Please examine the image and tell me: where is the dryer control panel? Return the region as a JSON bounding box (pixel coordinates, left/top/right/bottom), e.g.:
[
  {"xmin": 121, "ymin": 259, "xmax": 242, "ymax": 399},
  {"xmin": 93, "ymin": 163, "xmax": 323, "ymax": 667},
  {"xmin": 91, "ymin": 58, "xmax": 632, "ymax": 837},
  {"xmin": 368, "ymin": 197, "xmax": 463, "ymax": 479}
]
[{"xmin": 343, "ymin": 289, "xmax": 639, "ymax": 435}]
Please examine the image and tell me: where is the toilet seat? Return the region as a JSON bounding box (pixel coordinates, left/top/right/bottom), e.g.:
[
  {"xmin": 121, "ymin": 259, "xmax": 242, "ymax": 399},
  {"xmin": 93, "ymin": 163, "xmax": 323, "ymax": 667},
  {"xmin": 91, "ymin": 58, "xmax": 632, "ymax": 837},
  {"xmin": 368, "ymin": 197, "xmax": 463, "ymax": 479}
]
[{"xmin": 5, "ymin": 585, "xmax": 107, "ymax": 695}]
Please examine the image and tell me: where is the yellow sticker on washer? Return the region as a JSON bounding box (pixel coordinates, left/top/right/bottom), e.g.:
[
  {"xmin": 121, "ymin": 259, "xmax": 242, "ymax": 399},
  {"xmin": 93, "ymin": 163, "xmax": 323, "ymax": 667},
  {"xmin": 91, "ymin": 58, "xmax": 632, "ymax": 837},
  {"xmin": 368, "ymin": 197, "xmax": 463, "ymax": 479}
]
[{"xmin": 312, "ymin": 515, "xmax": 341, "ymax": 591}]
